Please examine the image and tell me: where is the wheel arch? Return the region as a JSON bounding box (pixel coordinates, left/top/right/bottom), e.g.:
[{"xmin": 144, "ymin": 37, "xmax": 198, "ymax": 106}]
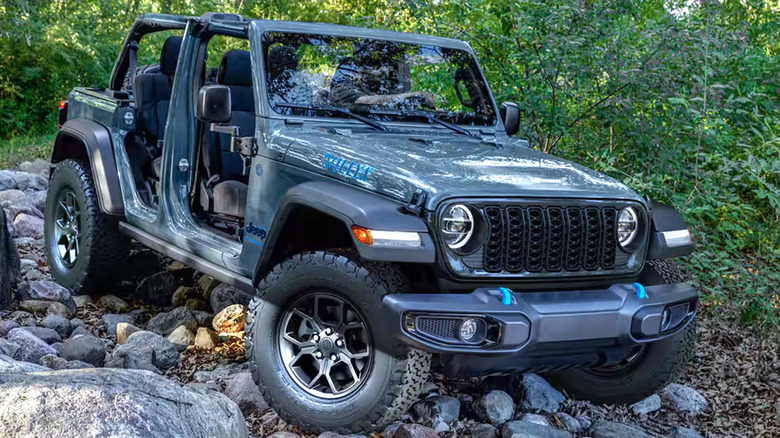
[
  {"xmin": 52, "ymin": 119, "xmax": 124, "ymax": 216},
  {"xmin": 252, "ymin": 181, "xmax": 436, "ymax": 285}
]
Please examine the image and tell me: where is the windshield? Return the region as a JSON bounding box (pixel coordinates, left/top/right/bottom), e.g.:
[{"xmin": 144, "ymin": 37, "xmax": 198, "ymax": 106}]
[{"xmin": 262, "ymin": 32, "xmax": 497, "ymax": 126}]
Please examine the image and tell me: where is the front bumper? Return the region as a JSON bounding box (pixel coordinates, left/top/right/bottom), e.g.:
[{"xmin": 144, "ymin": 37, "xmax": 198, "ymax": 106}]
[{"xmin": 382, "ymin": 283, "xmax": 698, "ymax": 377}]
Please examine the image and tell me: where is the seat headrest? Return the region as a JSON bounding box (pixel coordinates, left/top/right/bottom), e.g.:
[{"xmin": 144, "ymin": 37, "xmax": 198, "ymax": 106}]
[
  {"xmin": 160, "ymin": 36, "xmax": 183, "ymax": 76},
  {"xmin": 219, "ymin": 50, "xmax": 252, "ymax": 87}
]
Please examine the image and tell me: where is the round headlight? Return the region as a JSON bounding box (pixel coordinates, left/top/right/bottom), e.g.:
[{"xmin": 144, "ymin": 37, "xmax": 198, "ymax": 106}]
[
  {"xmin": 441, "ymin": 204, "xmax": 474, "ymax": 249},
  {"xmin": 617, "ymin": 207, "xmax": 639, "ymax": 248}
]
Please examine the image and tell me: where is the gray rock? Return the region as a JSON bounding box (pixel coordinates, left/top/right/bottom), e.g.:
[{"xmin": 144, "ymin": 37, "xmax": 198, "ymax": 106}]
[
  {"xmin": 118, "ymin": 331, "xmax": 179, "ymax": 370},
  {"xmin": 12, "ymin": 213, "xmax": 44, "ymax": 239},
  {"xmin": 69, "ymin": 325, "xmax": 92, "ymax": 339},
  {"xmin": 7, "ymin": 328, "xmax": 57, "ymax": 364},
  {"xmin": 662, "ymin": 383, "xmax": 708, "ymax": 415},
  {"xmin": 16, "ymin": 280, "xmax": 72, "ymax": 303},
  {"xmin": 14, "ymin": 171, "xmax": 47, "ymax": 191},
  {"xmin": 96, "ymin": 294, "xmax": 129, "ymax": 313},
  {"xmin": 46, "ymin": 301, "xmax": 74, "ymax": 318},
  {"xmin": 0, "ymin": 339, "xmax": 20, "ymax": 358},
  {"xmin": 59, "ymin": 335, "xmax": 106, "ymax": 367},
  {"xmin": 382, "ymin": 423, "xmax": 439, "ymax": 438},
  {"xmin": 167, "ymin": 325, "xmax": 194, "ymax": 351},
  {"xmin": 102, "ymin": 314, "xmax": 135, "ymax": 337},
  {"xmin": 193, "ymin": 362, "xmax": 248, "ymax": 383},
  {"xmin": 0, "ymin": 170, "xmax": 17, "ymax": 190},
  {"xmin": 474, "ymin": 390, "xmax": 514, "ymax": 425},
  {"xmin": 9, "ymin": 310, "xmax": 36, "ymax": 327},
  {"xmin": 589, "ymin": 421, "xmax": 655, "ymax": 438},
  {"xmin": 520, "ymin": 413, "xmax": 551, "ymax": 427},
  {"xmin": 51, "ymin": 342, "xmax": 63, "ymax": 353},
  {"xmin": 135, "ymin": 272, "xmax": 178, "ymax": 306},
  {"xmin": 0, "ymin": 189, "xmax": 25, "ymax": 206},
  {"xmin": 500, "ymin": 420, "xmax": 572, "ymax": 438},
  {"xmin": 670, "ymin": 427, "xmax": 705, "ymax": 438},
  {"xmin": 146, "ymin": 306, "xmax": 197, "ymax": 336},
  {"xmin": 19, "ymin": 326, "xmax": 61, "ymax": 344},
  {"xmin": 19, "ymin": 258, "xmax": 37, "ymax": 276},
  {"xmin": 575, "ymin": 416, "xmax": 591, "ymax": 431},
  {"xmin": 413, "ymin": 395, "xmax": 460, "ymax": 424},
  {"xmin": 0, "ymin": 354, "xmax": 49, "ymax": 373},
  {"xmin": 224, "ymin": 371, "xmax": 268, "ymax": 415},
  {"xmin": 104, "ymin": 344, "xmax": 160, "ymax": 373},
  {"xmin": 0, "ymin": 367, "xmax": 250, "ymax": 437},
  {"xmin": 631, "ymin": 394, "xmax": 661, "ymax": 416},
  {"xmin": 267, "ymin": 433, "xmax": 301, "ymax": 438},
  {"xmin": 41, "ymin": 314, "xmax": 72, "ymax": 338},
  {"xmin": 555, "ymin": 413, "xmax": 582, "ymax": 433},
  {"xmin": 468, "ymin": 423, "xmax": 498, "ymax": 438},
  {"xmin": 73, "ymin": 295, "xmax": 93, "ymax": 308},
  {"xmin": 0, "ymin": 320, "xmax": 20, "ymax": 336},
  {"xmin": 17, "ymin": 159, "xmax": 50, "ymax": 178},
  {"xmin": 517, "ymin": 374, "xmax": 565, "ymax": 413},
  {"xmin": 40, "ymin": 354, "xmax": 94, "ymax": 370},
  {"xmin": 210, "ymin": 283, "xmax": 250, "ymax": 313},
  {"xmin": 27, "ymin": 190, "xmax": 47, "ymax": 213},
  {"xmin": 192, "ymin": 310, "xmax": 214, "ymax": 327},
  {"xmin": 19, "ymin": 299, "xmax": 54, "ymax": 314}
]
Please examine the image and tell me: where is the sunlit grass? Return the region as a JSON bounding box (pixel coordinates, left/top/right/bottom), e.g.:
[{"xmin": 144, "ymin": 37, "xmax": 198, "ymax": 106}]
[{"xmin": 0, "ymin": 134, "xmax": 53, "ymax": 169}]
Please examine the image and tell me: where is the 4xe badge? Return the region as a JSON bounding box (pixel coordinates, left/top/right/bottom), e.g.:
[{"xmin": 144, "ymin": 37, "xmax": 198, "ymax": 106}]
[
  {"xmin": 245, "ymin": 222, "xmax": 267, "ymax": 246},
  {"xmin": 322, "ymin": 153, "xmax": 374, "ymax": 182}
]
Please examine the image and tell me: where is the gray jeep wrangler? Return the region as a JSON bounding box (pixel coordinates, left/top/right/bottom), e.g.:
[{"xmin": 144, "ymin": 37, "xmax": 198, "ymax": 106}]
[{"xmin": 46, "ymin": 12, "xmax": 698, "ymax": 433}]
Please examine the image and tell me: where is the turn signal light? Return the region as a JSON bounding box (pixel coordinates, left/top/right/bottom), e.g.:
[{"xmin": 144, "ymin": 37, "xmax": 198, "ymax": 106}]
[{"xmin": 352, "ymin": 226, "xmax": 373, "ymax": 245}]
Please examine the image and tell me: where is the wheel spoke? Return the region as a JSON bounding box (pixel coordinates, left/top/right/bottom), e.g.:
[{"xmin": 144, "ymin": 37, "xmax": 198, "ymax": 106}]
[
  {"xmin": 283, "ymin": 331, "xmax": 314, "ymax": 348},
  {"xmin": 325, "ymin": 370, "xmax": 339, "ymax": 395},
  {"xmin": 344, "ymin": 358, "xmax": 360, "ymax": 383},
  {"xmin": 343, "ymin": 349, "xmax": 369, "ymax": 360}
]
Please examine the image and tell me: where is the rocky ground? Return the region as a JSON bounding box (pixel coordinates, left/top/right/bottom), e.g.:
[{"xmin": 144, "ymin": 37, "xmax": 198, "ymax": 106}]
[{"xmin": 1, "ymin": 159, "xmax": 778, "ymax": 438}]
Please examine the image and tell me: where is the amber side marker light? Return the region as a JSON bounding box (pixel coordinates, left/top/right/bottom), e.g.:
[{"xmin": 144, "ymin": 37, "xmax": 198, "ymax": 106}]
[
  {"xmin": 352, "ymin": 226, "xmax": 373, "ymax": 245},
  {"xmin": 351, "ymin": 226, "xmax": 423, "ymax": 248}
]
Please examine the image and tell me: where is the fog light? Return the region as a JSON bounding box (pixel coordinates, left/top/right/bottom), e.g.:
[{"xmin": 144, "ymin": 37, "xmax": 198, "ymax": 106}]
[
  {"xmin": 460, "ymin": 319, "xmax": 478, "ymax": 341},
  {"xmin": 458, "ymin": 318, "xmax": 486, "ymax": 344},
  {"xmin": 661, "ymin": 308, "xmax": 671, "ymax": 331}
]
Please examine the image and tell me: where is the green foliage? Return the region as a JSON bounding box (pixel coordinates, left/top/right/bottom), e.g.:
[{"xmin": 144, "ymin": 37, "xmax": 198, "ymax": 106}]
[{"xmin": 0, "ymin": 0, "xmax": 778, "ymax": 327}]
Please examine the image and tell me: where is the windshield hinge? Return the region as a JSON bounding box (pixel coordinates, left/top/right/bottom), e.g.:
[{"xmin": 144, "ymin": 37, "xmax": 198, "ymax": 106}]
[{"xmin": 404, "ymin": 189, "xmax": 428, "ymax": 217}]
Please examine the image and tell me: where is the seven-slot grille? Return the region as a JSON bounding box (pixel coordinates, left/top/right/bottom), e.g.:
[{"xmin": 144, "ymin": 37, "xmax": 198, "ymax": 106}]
[{"xmin": 483, "ymin": 205, "xmax": 618, "ymax": 273}]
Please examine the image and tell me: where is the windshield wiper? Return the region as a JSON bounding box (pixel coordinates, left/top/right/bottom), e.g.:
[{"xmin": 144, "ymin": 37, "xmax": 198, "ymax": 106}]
[
  {"xmin": 396, "ymin": 111, "xmax": 477, "ymax": 137},
  {"xmin": 274, "ymin": 103, "xmax": 390, "ymax": 132}
]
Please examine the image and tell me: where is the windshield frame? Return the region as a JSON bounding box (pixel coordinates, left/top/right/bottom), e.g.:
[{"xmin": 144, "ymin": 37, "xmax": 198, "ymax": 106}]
[{"xmin": 248, "ymin": 20, "xmax": 501, "ymax": 131}]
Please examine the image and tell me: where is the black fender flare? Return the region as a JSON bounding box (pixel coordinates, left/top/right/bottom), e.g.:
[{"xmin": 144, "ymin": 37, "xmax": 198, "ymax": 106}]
[
  {"xmin": 647, "ymin": 201, "xmax": 692, "ymax": 259},
  {"xmin": 51, "ymin": 119, "xmax": 124, "ymax": 216},
  {"xmin": 253, "ymin": 181, "xmax": 436, "ymax": 284}
]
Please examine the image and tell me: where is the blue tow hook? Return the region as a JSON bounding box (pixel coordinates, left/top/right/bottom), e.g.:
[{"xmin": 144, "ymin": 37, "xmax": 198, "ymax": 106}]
[
  {"xmin": 633, "ymin": 282, "xmax": 647, "ymax": 299},
  {"xmin": 498, "ymin": 287, "xmax": 513, "ymax": 305}
]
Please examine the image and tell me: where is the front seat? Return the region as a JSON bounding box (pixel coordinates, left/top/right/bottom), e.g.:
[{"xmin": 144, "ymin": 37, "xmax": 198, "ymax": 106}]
[
  {"xmin": 134, "ymin": 35, "xmax": 182, "ymax": 178},
  {"xmin": 201, "ymin": 50, "xmax": 254, "ymax": 220}
]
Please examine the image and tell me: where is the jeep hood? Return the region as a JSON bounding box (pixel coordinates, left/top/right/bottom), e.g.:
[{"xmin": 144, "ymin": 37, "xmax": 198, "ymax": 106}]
[{"xmin": 282, "ymin": 130, "xmax": 645, "ymax": 209}]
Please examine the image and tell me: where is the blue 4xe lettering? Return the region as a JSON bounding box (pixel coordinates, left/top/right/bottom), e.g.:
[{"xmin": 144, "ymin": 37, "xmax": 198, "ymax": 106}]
[{"xmin": 322, "ymin": 153, "xmax": 375, "ymax": 182}]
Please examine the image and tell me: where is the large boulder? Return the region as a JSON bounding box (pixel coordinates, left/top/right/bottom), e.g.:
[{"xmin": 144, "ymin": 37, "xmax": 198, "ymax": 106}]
[
  {"xmin": 14, "ymin": 171, "xmax": 47, "ymax": 192},
  {"xmin": 12, "ymin": 213, "xmax": 44, "ymax": 239},
  {"xmin": 0, "ymin": 368, "xmax": 249, "ymax": 437},
  {"xmin": 59, "ymin": 335, "xmax": 107, "ymax": 367},
  {"xmin": 7, "ymin": 328, "xmax": 57, "ymax": 364},
  {"xmin": 0, "ymin": 354, "xmax": 49, "ymax": 373}
]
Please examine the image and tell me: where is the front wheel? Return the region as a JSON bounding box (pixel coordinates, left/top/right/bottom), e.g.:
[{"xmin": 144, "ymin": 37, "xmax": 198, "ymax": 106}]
[
  {"xmin": 548, "ymin": 259, "xmax": 696, "ymax": 404},
  {"xmin": 246, "ymin": 252, "xmax": 431, "ymax": 434}
]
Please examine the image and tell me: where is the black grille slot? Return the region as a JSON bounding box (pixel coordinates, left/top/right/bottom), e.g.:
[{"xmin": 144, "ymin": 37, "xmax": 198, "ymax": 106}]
[
  {"xmin": 664, "ymin": 302, "xmax": 690, "ymax": 331},
  {"xmin": 481, "ymin": 204, "xmax": 628, "ymax": 274},
  {"xmin": 484, "ymin": 206, "xmax": 504, "ymax": 273},
  {"xmin": 416, "ymin": 317, "xmax": 459, "ymax": 341}
]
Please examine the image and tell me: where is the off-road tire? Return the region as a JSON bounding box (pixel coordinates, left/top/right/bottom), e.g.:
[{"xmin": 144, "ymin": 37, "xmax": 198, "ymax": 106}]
[
  {"xmin": 246, "ymin": 251, "xmax": 431, "ymax": 434},
  {"xmin": 44, "ymin": 159, "xmax": 130, "ymax": 295},
  {"xmin": 548, "ymin": 259, "xmax": 696, "ymax": 405}
]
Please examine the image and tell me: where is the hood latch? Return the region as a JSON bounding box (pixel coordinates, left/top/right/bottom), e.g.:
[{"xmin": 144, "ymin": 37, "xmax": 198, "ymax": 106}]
[{"xmin": 404, "ymin": 189, "xmax": 428, "ymax": 217}]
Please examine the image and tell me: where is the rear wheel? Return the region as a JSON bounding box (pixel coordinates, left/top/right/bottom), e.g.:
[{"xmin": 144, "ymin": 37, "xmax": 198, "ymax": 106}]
[
  {"xmin": 246, "ymin": 251, "xmax": 431, "ymax": 434},
  {"xmin": 44, "ymin": 159, "xmax": 130, "ymax": 295},
  {"xmin": 548, "ymin": 259, "xmax": 696, "ymax": 404}
]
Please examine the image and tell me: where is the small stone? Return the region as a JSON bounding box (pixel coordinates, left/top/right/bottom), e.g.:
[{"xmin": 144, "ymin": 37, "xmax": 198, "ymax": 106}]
[
  {"xmin": 474, "ymin": 390, "xmax": 514, "ymax": 425},
  {"xmin": 192, "ymin": 362, "xmax": 247, "ymax": 383},
  {"xmin": 19, "ymin": 326, "xmax": 61, "ymax": 344},
  {"xmin": 213, "ymin": 304, "xmax": 247, "ymax": 334},
  {"xmin": 146, "ymin": 306, "xmax": 197, "ymax": 336},
  {"xmin": 223, "ymin": 371, "xmax": 268, "ymax": 415},
  {"xmin": 630, "ymin": 394, "xmax": 661, "ymax": 416},
  {"xmin": 69, "ymin": 318, "xmax": 86, "ymax": 331},
  {"xmin": 7, "ymin": 328, "xmax": 57, "ymax": 364},
  {"xmin": 116, "ymin": 322, "xmax": 142, "ymax": 344},
  {"xmin": 0, "ymin": 170, "xmax": 18, "ymax": 190},
  {"xmin": 121, "ymin": 331, "xmax": 179, "ymax": 370},
  {"xmin": 517, "ymin": 373, "xmax": 565, "ymax": 413},
  {"xmin": 193, "ymin": 327, "xmax": 220, "ymax": 349},
  {"xmin": 413, "ymin": 395, "xmax": 460, "ymax": 424},
  {"xmin": 192, "ymin": 310, "xmax": 213, "ymax": 327},
  {"xmin": 104, "ymin": 344, "xmax": 160, "ymax": 374},
  {"xmin": 520, "ymin": 413, "xmax": 551, "ymax": 427},
  {"xmin": 69, "ymin": 326, "xmax": 92, "ymax": 339},
  {"xmin": 185, "ymin": 298, "xmax": 207, "ymax": 311},
  {"xmin": 166, "ymin": 261, "xmax": 192, "ymax": 275},
  {"xmin": 669, "ymin": 426, "xmax": 705, "ymax": 438},
  {"xmin": 468, "ymin": 423, "xmax": 498, "ymax": 438},
  {"xmin": 432, "ymin": 417, "xmax": 450, "ymax": 432},
  {"xmin": 662, "ymin": 384, "xmax": 708, "ymax": 415},
  {"xmin": 96, "ymin": 295, "xmax": 129, "ymax": 313},
  {"xmin": 500, "ymin": 420, "xmax": 571, "ymax": 438},
  {"xmin": 59, "ymin": 335, "xmax": 106, "ymax": 367},
  {"xmin": 383, "ymin": 423, "xmax": 439, "ymax": 438},
  {"xmin": 197, "ymin": 275, "xmax": 221, "ymax": 301},
  {"xmin": 0, "ymin": 339, "xmax": 20, "ymax": 357},
  {"xmin": 12, "ymin": 214, "xmax": 44, "ymax": 239},
  {"xmin": 40, "ymin": 354, "xmax": 94, "ymax": 370},
  {"xmin": 17, "ymin": 159, "xmax": 50, "ymax": 177},
  {"xmin": 0, "ymin": 320, "xmax": 20, "ymax": 336},
  {"xmin": 171, "ymin": 286, "xmax": 193, "ymax": 307},
  {"xmin": 210, "ymin": 283, "xmax": 250, "ymax": 313},
  {"xmin": 135, "ymin": 272, "xmax": 178, "ymax": 306},
  {"xmin": 19, "ymin": 259, "xmax": 37, "ymax": 276},
  {"xmin": 9, "ymin": 311, "xmax": 36, "ymax": 327},
  {"xmin": 16, "ymin": 280, "xmax": 71, "ymax": 303},
  {"xmin": 555, "ymin": 413, "xmax": 581, "ymax": 433},
  {"xmin": 19, "ymin": 299, "xmax": 54, "ymax": 314},
  {"xmin": 267, "ymin": 433, "xmax": 301, "ymax": 438},
  {"xmin": 589, "ymin": 421, "xmax": 655, "ymax": 438},
  {"xmin": 167, "ymin": 325, "xmax": 194, "ymax": 351},
  {"xmin": 46, "ymin": 302, "xmax": 73, "ymax": 318},
  {"xmin": 575, "ymin": 416, "xmax": 592, "ymax": 431},
  {"xmin": 41, "ymin": 315, "xmax": 72, "ymax": 338},
  {"xmin": 73, "ymin": 295, "xmax": 93, "ymax": 308},
  {"xmin": 102, "ymin": 314, "xmax": 135, "ymax": 337}
]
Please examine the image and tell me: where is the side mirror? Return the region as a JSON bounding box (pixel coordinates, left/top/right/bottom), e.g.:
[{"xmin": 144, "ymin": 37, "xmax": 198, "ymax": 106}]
[
  {"xmin": 499, "ymin": 102, "xmax": 520, "ymax": 136},
  {"xmin": 197, "ymin": 84, "xmax": 232, "ymax": 123}
]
